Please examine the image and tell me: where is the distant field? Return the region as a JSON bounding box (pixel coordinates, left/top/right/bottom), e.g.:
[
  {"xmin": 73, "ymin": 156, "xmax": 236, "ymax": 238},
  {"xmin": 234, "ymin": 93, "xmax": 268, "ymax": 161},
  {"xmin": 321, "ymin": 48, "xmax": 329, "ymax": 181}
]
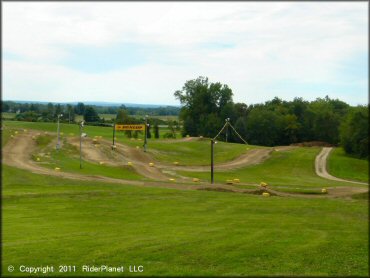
[
  {"xmin": 2, "ymin": 113, "xmax": 179, "ymax": 122},
  {"xmin": 327, "ymin": 148, "xmax": 368, "ymax": 183},
  {"xmin": 2, "ymin": 165, "xmax": 368, "ymax": 277},
  {"xmin": 1, "ymin": 112, "xmax": 16, "ymax": 119}
]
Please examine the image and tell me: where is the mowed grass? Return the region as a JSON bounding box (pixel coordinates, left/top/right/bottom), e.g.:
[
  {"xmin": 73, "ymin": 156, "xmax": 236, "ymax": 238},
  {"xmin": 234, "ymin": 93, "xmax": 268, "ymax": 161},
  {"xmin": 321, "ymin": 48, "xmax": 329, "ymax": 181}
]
[
  {"xmin": 178, "ymin": 147, "xmax": 368, "ymax": 189},
  {"xmin": 114, "ymin": 127, "xmax": 256, "ymax": 166},
  {"xmin": 123, "ymin": 139, "xmax": 256, "ymax": 166},
  {"xmin": 327, "ymin": 148, "xmax": 368, "ymax": 183},
  {"xmin": 2, "ymin": 165, "xmax": 368, "ymax": 276}
]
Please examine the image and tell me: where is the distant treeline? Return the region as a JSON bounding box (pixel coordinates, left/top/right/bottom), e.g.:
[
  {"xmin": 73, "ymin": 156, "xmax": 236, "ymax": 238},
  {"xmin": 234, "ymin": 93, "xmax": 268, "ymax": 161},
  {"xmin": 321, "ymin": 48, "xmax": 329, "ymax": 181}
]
[
  {"xmin": 1, "ymin": 101, "xmax": 180, "ymax": 123},
  {"xmin": 1, "ymin": 100, "xmax": 181, "ymax": 139},
  {"xmin": 175, "ymin": 77, "xmax": 369, "ymax": 158}
]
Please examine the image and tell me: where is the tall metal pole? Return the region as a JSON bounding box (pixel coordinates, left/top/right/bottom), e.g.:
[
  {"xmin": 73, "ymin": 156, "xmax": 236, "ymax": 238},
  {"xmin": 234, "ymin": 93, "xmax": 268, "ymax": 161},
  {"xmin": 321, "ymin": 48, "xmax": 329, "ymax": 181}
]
[
  {"xmin": 211, "ymin": 139, "xmax": 214, "ymax": 184},
  {"xmin": 144, "ymin": 115, "xmax": 148, "ymax": 152},
  {"xmin": 79, "ymin": 121, "xmax": 84, "ymax": 169},
  {"xmin": 225, "ymin": 118, "xmax": 230, "ymax": 143},
  {"xmin": 112, "ymin": 123, "xmax": 116, "ymax": 150},
  {"xmin": 56, "ymin": 114, "xmax": 62, "ymax": 150}
]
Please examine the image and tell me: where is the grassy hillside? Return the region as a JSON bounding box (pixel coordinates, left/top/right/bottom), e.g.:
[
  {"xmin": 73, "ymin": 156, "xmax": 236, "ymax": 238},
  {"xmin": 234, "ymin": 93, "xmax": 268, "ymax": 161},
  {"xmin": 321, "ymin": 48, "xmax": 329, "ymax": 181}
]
[
  {"xmin": 139, "ymin": 140, "xmax": 256, "ymax": 166},
  {"xmin": 327, "ymin": 148, "xmax": 368, "ymax": 183},
  {"xmin": 178, "ymin": 147, "xmax": 366, "ymax": 188},
  {"xmin": 2, "ymin": 165, "xmax": 368, "ymax": 276}
]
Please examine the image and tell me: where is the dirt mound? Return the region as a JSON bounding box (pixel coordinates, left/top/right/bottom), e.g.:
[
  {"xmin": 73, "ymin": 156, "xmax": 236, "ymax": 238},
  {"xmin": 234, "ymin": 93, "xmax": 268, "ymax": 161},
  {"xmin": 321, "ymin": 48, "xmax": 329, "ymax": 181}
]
[{"xmin": 292, "ymin": 141, "xmax": 333, "ymax": 147}]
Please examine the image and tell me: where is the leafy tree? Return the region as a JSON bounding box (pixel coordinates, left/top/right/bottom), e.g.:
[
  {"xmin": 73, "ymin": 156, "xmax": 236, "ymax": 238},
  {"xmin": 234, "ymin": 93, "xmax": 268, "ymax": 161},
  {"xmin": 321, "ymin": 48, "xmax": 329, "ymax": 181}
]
[
  {"xmin": 340, "ymin": 106, "xmax": 369, "ymax": 158},
  {"xmin": 75, "ymin": 102, "xmax": 85, "ymax": 115},
  {"xmin": 245, "ymin": 108, "xmax": 283, "ymax": 146},
  {"xmin": 83, "ymin": 106, "xmax": 100, "ymax": 123},
  {"xmin": 174, "ymin": 76, "xmax": 233, "ymax": 138},
  {"xmin": 116, "ymin": 109, "xmax": 129, "ymax": 124},
  {"xmin": 66, "ymin": 104, "xmax": 75, "ymax": 123},
  {"xmin": 154, "ymin": 122, "xmax": 159, "ymax": 139}
]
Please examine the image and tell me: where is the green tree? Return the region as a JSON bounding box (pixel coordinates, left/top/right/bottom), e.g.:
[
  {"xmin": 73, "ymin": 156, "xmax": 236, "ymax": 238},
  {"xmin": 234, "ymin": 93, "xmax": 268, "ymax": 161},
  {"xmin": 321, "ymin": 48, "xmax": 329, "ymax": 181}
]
[
  {"xmin": 75, "ymin": 102, "xmax": 85, "ymax": 115},
  {"xmin": 174, "ymin": 76, "xmax": 233, "ymax": 138},
  {"xmin": 83, "ymin": 106, "xmax": 100, "ymax": 123},
  {"xmin": 154, "ymin": 122, "xmax": 159, "ymax": 139},
  {"xmin": 245, "ymin": 108, "xmax": 283, "ymax": 146},
  {"xmin": 66, "ymin": 104, "xmax": 75, "ymax": 123},
  {"xmin": 340, "ymin": 106, "xmax": 369, "ymax": 158},
  {"xmin": 116, "ymin": 109, "xmax": 129, "ymax": 124}
]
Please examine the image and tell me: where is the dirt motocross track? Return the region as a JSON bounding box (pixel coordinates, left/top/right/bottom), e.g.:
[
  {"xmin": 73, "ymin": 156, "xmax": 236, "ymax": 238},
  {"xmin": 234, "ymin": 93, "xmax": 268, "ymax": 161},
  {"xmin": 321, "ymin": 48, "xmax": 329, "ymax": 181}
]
[{"xmin": 2, "ymin": 131, "xmax": 368, "ymax": 198}]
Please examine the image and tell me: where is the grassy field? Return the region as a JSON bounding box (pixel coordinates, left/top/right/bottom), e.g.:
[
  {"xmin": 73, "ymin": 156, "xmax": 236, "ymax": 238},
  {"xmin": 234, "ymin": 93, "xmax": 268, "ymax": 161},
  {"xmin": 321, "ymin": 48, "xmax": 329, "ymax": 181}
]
[
  {"xmin": 177, "ymin": 148, "xmax": 367, "ymax": 189},
  {"xmin": 3, "ymin": 113, "xmax": 179, "ymax": 121},
  {"xmin": 2, "ymin": 112, "xmax": 16, "ymax": 119},
  {"xmin": 123, "ymin": 139, "xmax": 256, "ymax": 166},
  {"xmin": 3, "ymin": 120, "xmax": 181, "ymax": 140},
  {"xmin": 2, "ymin": 165, "xmax": 368, "ymax": 277},
  {"xmin": 327, "ymin": 147, "xmax": 368, "ymax": 183}
]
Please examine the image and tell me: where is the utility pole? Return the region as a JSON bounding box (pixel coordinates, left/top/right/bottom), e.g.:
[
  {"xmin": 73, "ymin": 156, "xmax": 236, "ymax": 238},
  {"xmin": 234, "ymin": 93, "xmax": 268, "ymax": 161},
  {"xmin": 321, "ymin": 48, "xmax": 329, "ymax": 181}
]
[
  {"xmin": 211, "ymin": 139, "xmax": 215, "ymax": 184},
  {"xmin": 144, "ymin": 115, "xmax": 148, "ymax": 152},
  {"xmin": 225, "ymin": 118, "xmax": 230, "ymax": 143},
  {"xmin": 56, "ymin": 113, "xmax": 63, "ymax": 150},
  {"xmin": 79, "ymin": 121, "xmax": 84, "ymax": 169},
  {"xmin": 112, "ymin": 123, "xmax": 116, "ymax": 150}
]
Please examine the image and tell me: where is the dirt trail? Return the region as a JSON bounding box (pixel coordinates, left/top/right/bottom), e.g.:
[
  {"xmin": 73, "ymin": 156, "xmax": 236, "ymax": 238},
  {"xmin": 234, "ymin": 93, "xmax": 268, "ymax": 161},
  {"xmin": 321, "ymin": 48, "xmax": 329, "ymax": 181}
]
[
  {"xmin": 3, "ymin": 132, "xmax": 368, "ymax": 199},
  {"xmin": 67, "ymin": 137, "xmax": 170, "ymax": 181},
  {"xmin": 161, "ymin": 148, "xmax": 272, "ymax": 172},
  {"xmin": 315, "ymin": 147, "xmax": 368, "ymax": 185},
  {"xmin": 78, "ymin": 137, "xmax": 274, "ymax": 172}
]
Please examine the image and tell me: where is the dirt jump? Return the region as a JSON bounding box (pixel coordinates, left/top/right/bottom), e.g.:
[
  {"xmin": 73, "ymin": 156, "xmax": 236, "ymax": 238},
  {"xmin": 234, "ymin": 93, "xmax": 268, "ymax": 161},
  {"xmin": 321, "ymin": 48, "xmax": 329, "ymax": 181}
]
[{"xmin": 2, "ymin": 131, "xmax": 368, "ymax": 198}]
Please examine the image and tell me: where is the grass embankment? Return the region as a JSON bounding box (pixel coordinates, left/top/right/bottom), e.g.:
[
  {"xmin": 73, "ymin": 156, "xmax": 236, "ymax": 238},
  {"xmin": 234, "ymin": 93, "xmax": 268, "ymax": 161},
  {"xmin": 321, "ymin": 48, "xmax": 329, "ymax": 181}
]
[
  {"xmin": 124, "ymin": 139, "xmax": 257, "ymax": 166},
  {"xmin": 178, "ymin": 147, "xmax": 367, "ymax": 189},
  {"xmin": 32, "ymin": 135, "xmax": 145, "ymax": 181},
  {"xmin": 2, "ymin": 165, "xmax": 368, "ymax": 276},
  {"xmin": 327, "ymin": 148, "xmax": 368, "ymax": 183}
]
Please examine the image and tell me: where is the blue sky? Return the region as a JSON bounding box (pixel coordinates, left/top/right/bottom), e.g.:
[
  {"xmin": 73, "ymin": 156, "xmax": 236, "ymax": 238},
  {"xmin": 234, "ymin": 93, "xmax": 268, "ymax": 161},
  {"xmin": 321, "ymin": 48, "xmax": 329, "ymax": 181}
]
[{"xmin": 3, "ymin": 2, "xmax": 368, "ymax": 106}]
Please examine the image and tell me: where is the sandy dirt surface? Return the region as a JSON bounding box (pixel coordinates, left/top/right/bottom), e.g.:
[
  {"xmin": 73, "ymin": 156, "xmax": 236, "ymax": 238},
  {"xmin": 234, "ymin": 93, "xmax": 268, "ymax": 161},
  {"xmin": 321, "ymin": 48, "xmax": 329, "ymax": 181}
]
[
  {"xmin": 68, "ymin": 137, "xmax": 170, "ymax": 181},
  {"xmin": 315, "ymin": 147, "xmax": 368, "ymax": 185},
  {"xmin": 2, "ymin": 132, "xmax": 368, "ymax": 198},
  {"xmin": 162, "ymin": 148, "xmax": 273, "ymax": 172}
]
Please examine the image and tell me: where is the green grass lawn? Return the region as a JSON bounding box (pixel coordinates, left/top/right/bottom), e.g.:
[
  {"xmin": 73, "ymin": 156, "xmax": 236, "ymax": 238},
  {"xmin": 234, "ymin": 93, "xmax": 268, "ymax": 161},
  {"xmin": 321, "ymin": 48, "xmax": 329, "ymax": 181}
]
[
  {"xmin": 126, "ymin": 139, "xmax": 255, "ymax": 166},
  {"xmin": 178, "ymin": 147, "xmax": 368, "ymax": 189},
  {"xmin": 327, "ymin": 147, "xmax": 368, "ymax": 183},
  {"xmin": 2, "ymin": 165, "xmax": 368, "ymax": 276}
]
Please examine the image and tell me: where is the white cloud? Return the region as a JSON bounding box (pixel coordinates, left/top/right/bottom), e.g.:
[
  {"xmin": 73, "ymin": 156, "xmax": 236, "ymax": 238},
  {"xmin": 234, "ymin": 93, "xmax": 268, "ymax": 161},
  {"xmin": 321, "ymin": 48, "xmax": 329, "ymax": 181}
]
[{"xmin": 3, "ymin": 2, "xmax": 368, "ymax": 105}]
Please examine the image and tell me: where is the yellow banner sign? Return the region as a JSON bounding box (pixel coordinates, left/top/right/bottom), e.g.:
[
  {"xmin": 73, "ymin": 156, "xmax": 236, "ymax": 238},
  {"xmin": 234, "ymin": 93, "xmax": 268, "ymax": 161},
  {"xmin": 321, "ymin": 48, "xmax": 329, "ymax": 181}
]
[{"xmin": 115, "ymin": 124, "xmax": 145, "ymax": 131}]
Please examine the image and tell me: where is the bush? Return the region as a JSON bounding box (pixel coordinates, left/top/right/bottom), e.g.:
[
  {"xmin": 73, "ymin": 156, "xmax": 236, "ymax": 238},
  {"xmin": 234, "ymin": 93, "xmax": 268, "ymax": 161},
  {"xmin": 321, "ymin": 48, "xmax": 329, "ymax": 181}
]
[{"xmin": 163, "ymin": 132, "xmax": 176, "ymax": 139}]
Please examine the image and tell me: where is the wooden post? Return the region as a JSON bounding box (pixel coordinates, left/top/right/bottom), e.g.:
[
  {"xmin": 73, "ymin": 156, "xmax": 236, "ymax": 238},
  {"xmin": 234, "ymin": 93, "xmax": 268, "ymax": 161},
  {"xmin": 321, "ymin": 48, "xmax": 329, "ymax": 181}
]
[
  {"xmin": 211, "ymin": 139, "xmax": 214, "ymax": 184},
  {"xmin": 112, "ymin": 123, "xmax": 116, "ymax": 150}
]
